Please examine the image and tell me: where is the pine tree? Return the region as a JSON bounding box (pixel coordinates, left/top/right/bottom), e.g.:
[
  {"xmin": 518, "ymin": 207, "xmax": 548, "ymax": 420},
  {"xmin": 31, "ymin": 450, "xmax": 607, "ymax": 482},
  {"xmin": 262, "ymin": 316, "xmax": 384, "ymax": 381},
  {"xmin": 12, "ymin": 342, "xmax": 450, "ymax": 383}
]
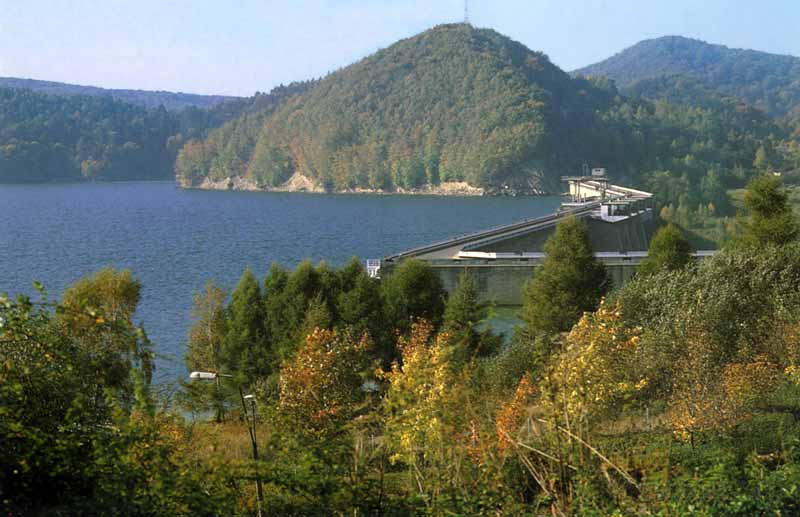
[
  {"xmin": 519, "ymin": 217, "xmax": 608, "ymax": 336},
  {"xmin": 302, "ymin": 292, "xmax": 333, "ymax": 336},
  {"xmin": 443, "ymin": 270, "xmax": 498, "ymax": 358},
  {"xmin": 220, "ymin": 268, "xmax": 269, "ymax": 383},
  {"xmin": 336, "ymin": 258, "xmax": 386, "ymax": 347},
  {"xmin": 738, "ymin": 174, "xmax": 798, "ymax": 247},
  {"xmin": 263, "ymin": 261, "xmax": 289, "ymax": 349},
  {"xmin": 381, "ymin": 258, "xmax": 446, "ymax": 335},
  {"xmin": 638, "ymin": 224, "xmax": 692, "ymax": 276}
]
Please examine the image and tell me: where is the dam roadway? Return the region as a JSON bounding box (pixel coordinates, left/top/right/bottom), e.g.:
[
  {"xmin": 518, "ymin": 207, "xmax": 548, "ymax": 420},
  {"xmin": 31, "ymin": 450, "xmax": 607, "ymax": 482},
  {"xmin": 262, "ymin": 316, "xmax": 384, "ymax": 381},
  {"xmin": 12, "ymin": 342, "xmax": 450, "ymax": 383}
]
[{"xmin": 377, "ymin": 176, "xmax": 714, "ymax": 305}]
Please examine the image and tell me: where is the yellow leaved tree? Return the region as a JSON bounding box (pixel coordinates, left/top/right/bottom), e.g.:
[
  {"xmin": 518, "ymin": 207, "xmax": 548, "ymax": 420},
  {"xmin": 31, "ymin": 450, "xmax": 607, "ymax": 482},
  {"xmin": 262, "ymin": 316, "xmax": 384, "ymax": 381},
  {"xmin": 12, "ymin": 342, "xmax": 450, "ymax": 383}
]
[{"xmin": 542, "ymin": 300, "xmax": 647, "ymax": 425}]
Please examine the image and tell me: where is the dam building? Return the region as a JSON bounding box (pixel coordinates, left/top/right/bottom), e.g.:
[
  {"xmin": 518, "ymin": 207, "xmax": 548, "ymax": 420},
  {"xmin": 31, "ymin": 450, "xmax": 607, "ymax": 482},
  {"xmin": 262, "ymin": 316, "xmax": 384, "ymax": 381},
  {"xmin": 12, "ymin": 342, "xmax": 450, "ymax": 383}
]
[{"xmin": 371, "ymin": 172, "xmax": 713, "ymax": 306}]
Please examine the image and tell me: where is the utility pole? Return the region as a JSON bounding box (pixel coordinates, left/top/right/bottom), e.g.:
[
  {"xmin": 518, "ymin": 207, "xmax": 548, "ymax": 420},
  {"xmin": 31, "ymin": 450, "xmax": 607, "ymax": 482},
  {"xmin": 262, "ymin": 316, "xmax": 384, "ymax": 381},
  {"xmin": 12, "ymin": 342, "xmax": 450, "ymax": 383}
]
[
  {"xmin": 239, "ymin": 387, "xmax": 264, "ymax": 517},
  {"xmin": 464, "ymin": 0, "xmax": 469, "ymax": 24},
  {"xmin": 190, "ymin": 371, "xmax": 264, "ymax": 516}
]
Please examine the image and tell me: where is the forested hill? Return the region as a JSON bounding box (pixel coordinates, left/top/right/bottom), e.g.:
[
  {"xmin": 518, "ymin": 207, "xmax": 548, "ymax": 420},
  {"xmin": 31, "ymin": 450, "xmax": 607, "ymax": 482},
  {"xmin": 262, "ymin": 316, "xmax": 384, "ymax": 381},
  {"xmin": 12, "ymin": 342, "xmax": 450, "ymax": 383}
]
[
  {"xmin": 0, "ymin": 82, "xmax": 312, "ymax": 182},
  {"xmin": 177, "ymin": 24, "xmax": 616, "ymax": 193},
  {"xmin": 176, "ymin": 24, "xmax": 790, "ymax": 201},
  {"xmin": 573, "ymin": 36, "xmax": 800, "ymax": 120},
  {"xmin": 0, "ymin": 77, "xmax": 239, "ymax": 111}
]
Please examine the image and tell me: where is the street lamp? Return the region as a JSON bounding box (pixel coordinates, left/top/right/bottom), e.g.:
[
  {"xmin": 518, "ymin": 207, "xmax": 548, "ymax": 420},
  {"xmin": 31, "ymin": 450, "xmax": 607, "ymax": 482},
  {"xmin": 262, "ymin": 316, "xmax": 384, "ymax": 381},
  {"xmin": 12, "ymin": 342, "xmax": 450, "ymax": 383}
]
[
  {"xmin": 189, "ymin": 371, "xmax": 232, "ymax": 380},
  {"xmin": 189, "ymin": 371, "xmax": 232, "ymax": 422},
  {"xmin": 190, "ymin": 371, "xmax": 264, "ymax": 517}
]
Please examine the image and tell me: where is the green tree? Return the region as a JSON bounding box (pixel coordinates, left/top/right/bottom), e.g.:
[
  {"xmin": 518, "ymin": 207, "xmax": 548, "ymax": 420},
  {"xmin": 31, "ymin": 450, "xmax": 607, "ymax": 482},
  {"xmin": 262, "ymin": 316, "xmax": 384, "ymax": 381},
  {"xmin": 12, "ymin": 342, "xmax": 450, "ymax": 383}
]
[
  {"xmin": 443, "ymin": 270, "xmax": 499, "ymax": 358},
  {"xmin": 381, "ymin": 258, "xmax": 446, "ymax": 335},
  {"xmin": 302, "ymin": 292, "xmax": 333, "ymax": 335},
  {"xmin": 273, "ymin": 260, "xmax": 323, "ymax": 361},
  {"xmin": 519, "ymin": 217, "xmax": 608, "ymax": 336},
  {"xmin": 638, "ymin": 223, "xmax": 692, "ymax": 276},
  {"xmin": 220, "ymin": 268, "xmax": 268, "ymax": 384},
  {"xmin": 754, "ymin": 144, "xmax": 769, "ymax": 171},
  {"xmin": 336, "ymin": 257, "xmax": 388, "ymax": 359},
  {"xmin": 738, "ymin": 174, "xmax": 799, "ymax": 247},
  {"xmin": 0, "ymin": 276, "xmax": 235, "ymax": 514},
  {"xmin": 262, "ymin": 261, "xmax": 289, "ymax": 355},
  {"xmin": 59, "ymin": 267, "xmax": 153, "ymax": 394},
  {"xmin": 184, "ymin": 281, "xmax": 227, "ymax": 420}
]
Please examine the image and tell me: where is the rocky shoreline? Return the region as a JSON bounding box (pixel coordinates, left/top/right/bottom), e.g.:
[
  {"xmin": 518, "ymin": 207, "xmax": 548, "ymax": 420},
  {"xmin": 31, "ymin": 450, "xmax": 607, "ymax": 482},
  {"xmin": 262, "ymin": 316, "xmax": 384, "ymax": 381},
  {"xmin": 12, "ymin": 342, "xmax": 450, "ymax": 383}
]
[{"xmin": 181, "ymin": 172, "xmax": 552, "ymax": 196}]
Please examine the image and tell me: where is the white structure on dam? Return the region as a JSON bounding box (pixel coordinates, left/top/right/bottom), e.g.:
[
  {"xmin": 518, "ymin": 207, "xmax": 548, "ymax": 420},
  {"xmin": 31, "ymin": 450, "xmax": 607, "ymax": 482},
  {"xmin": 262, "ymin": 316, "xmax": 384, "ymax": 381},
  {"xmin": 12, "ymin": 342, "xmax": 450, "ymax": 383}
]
[{"xmin": 374, "ymin": 173, "xmax": 714, "ymax": 305}]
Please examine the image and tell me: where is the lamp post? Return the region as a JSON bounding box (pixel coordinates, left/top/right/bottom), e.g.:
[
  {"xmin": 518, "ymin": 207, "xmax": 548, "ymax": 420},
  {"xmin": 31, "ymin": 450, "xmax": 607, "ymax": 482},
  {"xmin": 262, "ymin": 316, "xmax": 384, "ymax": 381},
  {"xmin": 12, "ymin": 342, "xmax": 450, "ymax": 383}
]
[
  {"xmin": 189, "ymin": 370, "xmax": 231, "ymax": 422},
  {"xmin": 190, "ymin": 371, "xmax": 264, "ymax": 517}
]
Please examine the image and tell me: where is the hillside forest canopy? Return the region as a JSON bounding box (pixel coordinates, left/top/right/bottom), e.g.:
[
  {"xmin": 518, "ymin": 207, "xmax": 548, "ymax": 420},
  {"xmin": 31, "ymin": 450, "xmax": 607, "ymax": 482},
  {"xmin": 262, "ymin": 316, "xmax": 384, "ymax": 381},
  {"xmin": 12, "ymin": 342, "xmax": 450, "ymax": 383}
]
[
  {"xmin": 174, "ymin": 24, "xmax": 800, "ymax": 213},
  {"xmin": 0, "ymin": 25, "xmax": 798, "ymax": 217},
  {"xmin": 0, "ymin": 82, "xmax": 312, "ymax": 182}
]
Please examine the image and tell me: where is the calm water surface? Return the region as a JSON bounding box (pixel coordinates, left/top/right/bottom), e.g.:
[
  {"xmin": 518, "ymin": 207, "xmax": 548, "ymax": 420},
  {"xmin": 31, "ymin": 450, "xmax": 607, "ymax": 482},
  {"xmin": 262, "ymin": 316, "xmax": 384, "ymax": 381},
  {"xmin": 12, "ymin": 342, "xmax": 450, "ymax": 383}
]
[{"xmin": 1, "ymin": 182, "xmax": 561, "ymax": 383}]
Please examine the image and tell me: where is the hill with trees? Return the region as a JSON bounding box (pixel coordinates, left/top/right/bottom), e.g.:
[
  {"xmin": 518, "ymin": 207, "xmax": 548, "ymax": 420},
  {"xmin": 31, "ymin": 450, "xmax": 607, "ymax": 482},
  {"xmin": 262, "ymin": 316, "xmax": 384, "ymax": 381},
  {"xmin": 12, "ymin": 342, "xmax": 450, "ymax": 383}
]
[
  {"xmin": 573, "ymin": 36, "xmax": 800, "ymax": 121},
  {"xmin": 178, "ymin": 23, "xmax": 601, "ymax": 193},
  {"xmin": 4, "ymin": 27, "xmax": 796, "ymax": 196},
  {"xmin": 0, "ymin": 76, "xmax": 239, "ymax": 111},
  {"xmin": 0, "ymin": 82, "xmax": 311, "ymax": 182},
  {"xmin": 177, "ymin": 24, "xmax": 787, "ymax": 204}
]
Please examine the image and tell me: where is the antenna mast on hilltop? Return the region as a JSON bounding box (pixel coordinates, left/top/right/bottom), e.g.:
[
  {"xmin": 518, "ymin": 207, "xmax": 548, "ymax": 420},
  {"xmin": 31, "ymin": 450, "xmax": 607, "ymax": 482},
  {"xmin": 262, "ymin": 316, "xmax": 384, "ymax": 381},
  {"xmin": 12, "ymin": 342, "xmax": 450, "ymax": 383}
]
[{"xmin": 464, "ymin": 0, "xmax": 469, "ymax": 24}]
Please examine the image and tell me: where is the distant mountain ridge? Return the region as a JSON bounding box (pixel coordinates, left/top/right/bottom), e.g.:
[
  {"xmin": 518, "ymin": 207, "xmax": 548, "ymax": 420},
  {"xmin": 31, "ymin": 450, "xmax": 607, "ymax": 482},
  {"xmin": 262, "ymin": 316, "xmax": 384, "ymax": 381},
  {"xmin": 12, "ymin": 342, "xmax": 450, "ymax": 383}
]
[
  {"xmin": 573, "ymin": 36, "xmax": 800, "ymax": 120},
  {"xmin": 0, "ymin": 76, "xmax": 240, "ymax": 111},
  {"xmin": 0, "ymin": 81, "xmax": 315, "ymax": 182}
]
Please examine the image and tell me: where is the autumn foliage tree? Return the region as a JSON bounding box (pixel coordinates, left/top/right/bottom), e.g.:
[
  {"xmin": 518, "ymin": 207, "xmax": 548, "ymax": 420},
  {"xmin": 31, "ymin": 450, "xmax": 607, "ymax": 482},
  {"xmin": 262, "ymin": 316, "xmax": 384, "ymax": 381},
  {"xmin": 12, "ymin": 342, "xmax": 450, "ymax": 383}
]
[
  {"xmin": 542, "ymin": 300, "xmax": 647, "ymax": 424},
  {"xmin": 380, "ymin": 322, "xmax": 471, "ymax": 505},
  {"xmin": 278, "ymin": 328, "xmax": 373, "ymax": 437}
]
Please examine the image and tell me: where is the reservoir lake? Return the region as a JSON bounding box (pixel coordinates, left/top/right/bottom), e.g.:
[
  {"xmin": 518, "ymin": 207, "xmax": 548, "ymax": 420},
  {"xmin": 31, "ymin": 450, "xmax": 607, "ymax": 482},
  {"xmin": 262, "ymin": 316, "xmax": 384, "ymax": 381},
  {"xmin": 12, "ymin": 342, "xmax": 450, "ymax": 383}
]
[{"xmin": 1, "ymin": 181, "xmax": 562, "ymax": 384}]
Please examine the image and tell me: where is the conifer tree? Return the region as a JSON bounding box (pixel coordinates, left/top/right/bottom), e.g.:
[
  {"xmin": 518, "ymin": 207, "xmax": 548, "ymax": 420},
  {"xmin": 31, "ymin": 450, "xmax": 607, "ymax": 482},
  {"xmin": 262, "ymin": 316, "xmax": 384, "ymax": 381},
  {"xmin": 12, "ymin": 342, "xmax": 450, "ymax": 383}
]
[
  {"xmin": 220, "ymin": 268, "xmax": 268, "ymax": 383},
  {"xmin": 638, "ymin": 223, "xmax": 692, "ymax": 276},
  {"xmin": 381, "ymin": 258, "xmax": 446, "ymax": 335},
  {"xmin": 302, "ymin": 292, "xmax": 333, "ymax": 336},
  {"xmin": 739, "ymin": 174, "xmax": 798, "ymax": 247},
  {"xmin": 443, "ymin": 270, "xmax": 498, "ymax": 358},
  {"xmin": 753, "ymin": 144, "xmax": 769, "ymax": 171},
  {"xmin": 337, "ymin": 258, "xmax": 386, "ymax": 344},
  {"xmin": 519, "ymin": 217, "xmax": 608, "ymax": 336},
  {"xmin": 262, "ymin": 262, "xmax": 289, "ymax": 354}
]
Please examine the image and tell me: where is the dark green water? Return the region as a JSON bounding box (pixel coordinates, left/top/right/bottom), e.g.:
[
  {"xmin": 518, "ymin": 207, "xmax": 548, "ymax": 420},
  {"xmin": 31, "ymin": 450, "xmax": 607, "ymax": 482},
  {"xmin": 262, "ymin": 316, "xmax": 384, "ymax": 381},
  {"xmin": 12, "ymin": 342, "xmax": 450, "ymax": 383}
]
[{"xmin": 1, "ymin": 181, "xmax": 560, "ymax": 383}]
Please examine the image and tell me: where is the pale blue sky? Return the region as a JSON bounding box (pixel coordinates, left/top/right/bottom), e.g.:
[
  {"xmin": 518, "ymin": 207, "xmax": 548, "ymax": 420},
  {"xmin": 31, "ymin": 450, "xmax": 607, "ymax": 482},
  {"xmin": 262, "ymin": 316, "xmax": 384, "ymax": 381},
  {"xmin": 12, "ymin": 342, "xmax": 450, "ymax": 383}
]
[{"xmin": 1, "ymin": 0, "xmax": 798, "ymax": 96}]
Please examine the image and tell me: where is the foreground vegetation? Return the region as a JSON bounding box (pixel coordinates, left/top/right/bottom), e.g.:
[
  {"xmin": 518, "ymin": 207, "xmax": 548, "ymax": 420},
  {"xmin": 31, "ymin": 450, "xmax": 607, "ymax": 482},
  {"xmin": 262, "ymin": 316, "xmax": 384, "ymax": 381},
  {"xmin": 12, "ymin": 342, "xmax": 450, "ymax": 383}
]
[{"xmin": 4, "ymin": 175, "xmax": 800, "ymax": 514}]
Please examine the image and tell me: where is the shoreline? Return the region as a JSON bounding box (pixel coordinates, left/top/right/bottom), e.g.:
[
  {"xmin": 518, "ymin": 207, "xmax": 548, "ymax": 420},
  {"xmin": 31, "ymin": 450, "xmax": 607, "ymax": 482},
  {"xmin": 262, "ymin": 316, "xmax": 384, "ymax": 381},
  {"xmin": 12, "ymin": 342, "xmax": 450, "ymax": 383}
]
[
  {"xmin": 0, "ymin": 176, "xmax": 557, "ymax": 197},
  {"xmin": 182, "ymin": 173, "xmax": 554, "ymax": 197}
]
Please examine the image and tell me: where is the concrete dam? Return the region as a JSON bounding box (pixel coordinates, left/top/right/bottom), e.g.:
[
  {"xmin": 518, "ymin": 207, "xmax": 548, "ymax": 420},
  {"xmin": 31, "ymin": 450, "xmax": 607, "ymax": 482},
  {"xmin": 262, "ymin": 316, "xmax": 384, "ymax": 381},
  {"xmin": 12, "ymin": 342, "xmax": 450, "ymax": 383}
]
[{"xmin": 372, "ymin": 174, "xmax": 713, "ymax": 306}]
